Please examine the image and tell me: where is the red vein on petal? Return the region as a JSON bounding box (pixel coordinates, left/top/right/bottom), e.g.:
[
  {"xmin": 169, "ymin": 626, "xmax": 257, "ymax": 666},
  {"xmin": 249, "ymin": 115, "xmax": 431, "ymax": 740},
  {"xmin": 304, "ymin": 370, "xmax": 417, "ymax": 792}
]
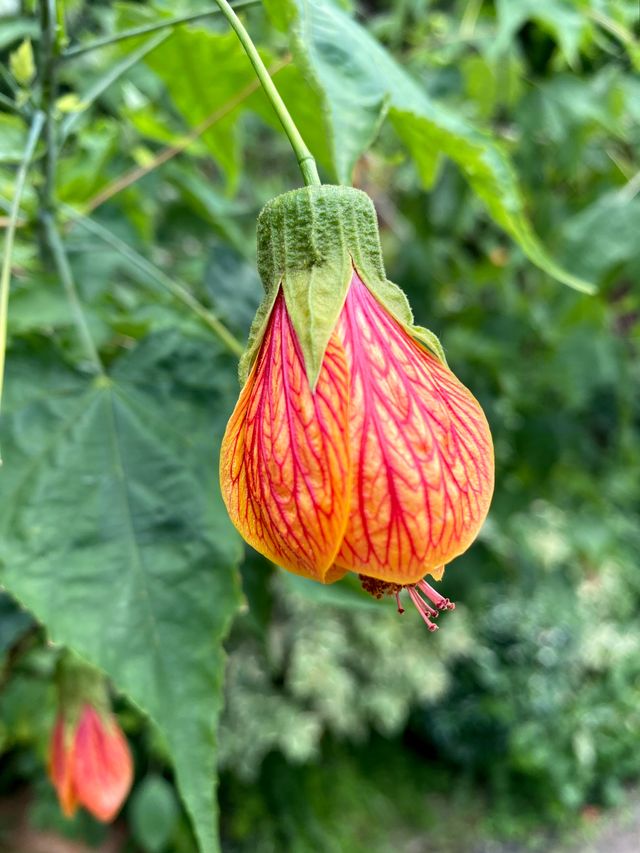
[
  {"xmin": 72, "ymin": 706, "xmax": 132, "ymax": 823},
  {"xmin": 335, "ymin": 273, "xmax": 494, "ymax": 584},
  {"xmin": 220, "ymin": 290, "xmax": 351, "ymax": 581}
]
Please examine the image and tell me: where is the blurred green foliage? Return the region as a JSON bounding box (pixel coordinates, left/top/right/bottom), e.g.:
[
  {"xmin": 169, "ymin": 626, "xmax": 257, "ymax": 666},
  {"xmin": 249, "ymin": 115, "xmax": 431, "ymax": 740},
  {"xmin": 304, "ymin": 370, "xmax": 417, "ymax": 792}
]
[{"xmin": 0, "ymin": 0, "xmax": 639, "ymax": 851}]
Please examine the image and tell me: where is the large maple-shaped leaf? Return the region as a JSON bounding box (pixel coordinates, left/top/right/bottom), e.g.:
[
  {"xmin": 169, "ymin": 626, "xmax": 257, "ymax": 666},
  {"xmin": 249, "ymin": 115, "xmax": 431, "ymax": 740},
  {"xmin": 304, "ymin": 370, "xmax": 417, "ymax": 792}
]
[{"xmin": 0, "ymin": 332, "xmax": 242, "ymax": 853}]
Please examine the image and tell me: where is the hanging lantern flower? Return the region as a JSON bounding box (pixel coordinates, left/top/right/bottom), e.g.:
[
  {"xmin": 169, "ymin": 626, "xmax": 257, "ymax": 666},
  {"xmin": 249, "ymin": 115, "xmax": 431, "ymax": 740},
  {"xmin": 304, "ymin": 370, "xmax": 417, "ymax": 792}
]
[
  {"xmin": 49, "ymin": 657, "xmax": 133, "ymax": 822},
  {"xmin": 220, "ymin": 186, "xmax": 494, "ymax": 630}
]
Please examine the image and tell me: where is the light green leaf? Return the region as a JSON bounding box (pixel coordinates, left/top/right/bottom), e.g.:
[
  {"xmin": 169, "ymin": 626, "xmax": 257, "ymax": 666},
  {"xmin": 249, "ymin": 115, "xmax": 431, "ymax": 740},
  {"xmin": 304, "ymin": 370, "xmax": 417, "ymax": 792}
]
[
  {"xmin": 281, "ymin": 573, "xmax": 383, "ymax": 611},
  {"xmin": 0, "ymin": 333, "xmax": 243, "ymax": 853},
  {"xmin": 246, "ymin": 62, "xmax": 335, "ymax": 177},
  {"xmin": 493, "ymin": 0, "xmax": 589, "ymax": 67},
  {"xmin": 560, "ymin": 192, "xmax": 640, "ymax": 282},
  {"xmin": 277, "ymin": 0, "xmax": 595, "ymax": 293},
  {"xmin": 9, "ymin": 38, "xmax": 35, "ymax": 87},
  {"xmin": 266, "ymin": 0, "xmax": 389, "ymax": 184},
  {"xmin": 0, "ymin": 114, "xmax": 29, "ymax": 163},
  {"xmin": 145, "ymin": 27, "xmax": 259, "ymax": 187},
  {"xmin": 115, "ymin": 6, "xmax": 272, "ymax": 188}
]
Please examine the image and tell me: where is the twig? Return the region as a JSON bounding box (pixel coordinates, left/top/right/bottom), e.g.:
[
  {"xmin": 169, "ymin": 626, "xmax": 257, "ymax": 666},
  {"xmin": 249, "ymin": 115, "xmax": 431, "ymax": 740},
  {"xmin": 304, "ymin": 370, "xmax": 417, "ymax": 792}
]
[
  {"xmin": 460, "ymin": 0, "xmax": 484, "ymax": 39},
  {"xmin": 0, "ymin": 62, "xmax": 18, "ymax": 94}
]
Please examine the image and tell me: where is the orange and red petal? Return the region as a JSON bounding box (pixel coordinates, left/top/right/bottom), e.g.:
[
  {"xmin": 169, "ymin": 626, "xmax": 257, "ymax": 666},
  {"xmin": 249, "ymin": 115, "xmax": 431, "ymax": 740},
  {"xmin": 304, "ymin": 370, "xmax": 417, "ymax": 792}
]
[
  {"xmin": 220, "ymin": 290, "xmax": 351, "ymax": 583},
  {"xmin": 334, "ymin": 273, "xmax": 494, "ymax": 585},
  {"xmin": 72, "ymin": 705, "xmax": 133, "ymax": 823},
  {"xmin": 49, "ymin": 715, "xmax": 78, "ymax": 818}
]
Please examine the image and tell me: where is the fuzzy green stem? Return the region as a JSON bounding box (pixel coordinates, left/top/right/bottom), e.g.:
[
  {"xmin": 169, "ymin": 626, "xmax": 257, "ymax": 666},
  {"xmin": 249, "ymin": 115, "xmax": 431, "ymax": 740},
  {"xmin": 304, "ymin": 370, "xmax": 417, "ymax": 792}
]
[
  {"xmin": 212, "ymin": 0, "xmax": 321, "ymax": 187},
  {"xmin": 0, "ymin": 110, "xmax": 45, "ymax": 441},
  {"xmin": 62, "ymin": 0, "xmax": 260, "ymax": 59}
]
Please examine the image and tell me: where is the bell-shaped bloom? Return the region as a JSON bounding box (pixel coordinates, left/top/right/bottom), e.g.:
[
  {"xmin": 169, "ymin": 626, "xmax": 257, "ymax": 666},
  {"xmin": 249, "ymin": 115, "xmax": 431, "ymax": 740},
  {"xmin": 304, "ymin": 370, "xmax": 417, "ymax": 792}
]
[
  {"xmin": 220, "ymin": 185, "xmax": 494, "ymax": 629},
  {"xmin": 49, "ymin": 702, "xmax": 133, "ymax": 822}
]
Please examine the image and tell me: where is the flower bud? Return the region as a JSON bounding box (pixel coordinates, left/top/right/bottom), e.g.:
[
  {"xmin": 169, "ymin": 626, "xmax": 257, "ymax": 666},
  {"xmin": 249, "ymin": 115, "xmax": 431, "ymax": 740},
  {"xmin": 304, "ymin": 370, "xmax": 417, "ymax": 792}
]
[
  {"xmin": 49, "ymin": 658, "xmax": 133, "ymax": 822},
  {"xmin": 220, "ymin": 185, "xmax": 494, "ymax": 629}
]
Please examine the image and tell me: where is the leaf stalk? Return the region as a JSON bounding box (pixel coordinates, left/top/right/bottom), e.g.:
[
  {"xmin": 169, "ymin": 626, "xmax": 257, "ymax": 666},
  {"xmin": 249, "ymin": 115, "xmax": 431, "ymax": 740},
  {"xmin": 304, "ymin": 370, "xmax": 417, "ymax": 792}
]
[{"xmin": 0, "ymin": 110, "xmax": 46, "ymax": 435}]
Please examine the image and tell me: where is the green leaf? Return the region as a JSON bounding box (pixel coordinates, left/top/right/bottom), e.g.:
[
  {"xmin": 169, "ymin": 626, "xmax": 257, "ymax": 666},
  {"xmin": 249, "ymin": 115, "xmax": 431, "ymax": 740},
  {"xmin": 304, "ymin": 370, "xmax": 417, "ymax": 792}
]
[
  {"xmin": 277, "ymin": 0, "xmax": 595, "ymax": 293},
  {"xmin": 0, "ymin": 592, "xmax": 34, "ymax": 656},
  {"xmin": 0, "ymin": 18, "xmax": 38, "ymax": 52},
  {"xmin": 246, "ymin": 62, "xmax": 335, "ymax": 177},
  {"xmin": 204, "ymin": 243, "xmax": 261, "ymax": 337},
  {"xmin": 9, "ymin": 38, "xmax": 35, "ymax": 87},
  {"xmin": 492, "ymin": 0, "xmax": 589, "ymax": 67},
  {"xmin": 267, "ymin": 0, "xmax": 388, "ymax": 184},
  {"xmin": 57, "ymin": 119, "xmax": 118, "ymax": 203},
  {"xmin": 130, "ymin": 775, "xmax": 179, "ymax": 853},
  {"xmin": 0, "ymin": 114, "xmax": 29, "ymax": 163},
  {"xmin": 560, "ymin": 192, "xmax": 640, "ymax": 282},
  {"xmin": 0, "ymin": 333, "xmax": 243, "ymax": 853},
  {"xmin": 146, "ymin": 28, "xmax": 259, "ymax": 187},
  {"xmin": 280, "ymin": 573, "xmax": 383, "ymax": 612},
  {"xmin": 114, "ymin": 6, "xmax": 272, "ymax": 188}
]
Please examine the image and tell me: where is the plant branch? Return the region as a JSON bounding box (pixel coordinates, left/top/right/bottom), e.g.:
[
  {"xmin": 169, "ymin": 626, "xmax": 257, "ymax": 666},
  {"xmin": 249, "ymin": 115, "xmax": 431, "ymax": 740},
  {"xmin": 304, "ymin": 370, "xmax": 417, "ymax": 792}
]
[
  {"xmin": 0, "ymin": 110, "xmax": 45, "ymax": 438},
  {"xmin": 38, "ymin": 0, "xmax": 59, "ymax": 220},
  {"xmin": 34, "ymin": 1, "xmax": 103, "ymax": 375},
  {"xmin": 42, "ymin": 212, "xmax": 105, "ymax": 374},
  {"xmin": 62, "ymin": 0, "xmax": 260, "ymax": 59},
  {"xmin": 212, "ymin": 0, "xmax": 321, "ymax": 187},
  {"xmin": 0, "ymin": 62, "xmax": 18, "ymax": 94},
  {"xmin": 61, "ymin": 205, "xmax": 245, "ymax": 358},
  {"xmin": 84, "ymin": 56, "xmax": 290, "ymax": 214}
]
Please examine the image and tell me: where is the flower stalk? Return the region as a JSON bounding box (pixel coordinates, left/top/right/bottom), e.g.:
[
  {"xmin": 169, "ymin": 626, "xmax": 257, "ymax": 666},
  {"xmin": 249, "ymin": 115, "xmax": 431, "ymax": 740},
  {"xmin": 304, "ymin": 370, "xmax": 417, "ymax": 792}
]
[{"xmin": 212, "ymin": 0, "xmax": 321, "ymax": 187}]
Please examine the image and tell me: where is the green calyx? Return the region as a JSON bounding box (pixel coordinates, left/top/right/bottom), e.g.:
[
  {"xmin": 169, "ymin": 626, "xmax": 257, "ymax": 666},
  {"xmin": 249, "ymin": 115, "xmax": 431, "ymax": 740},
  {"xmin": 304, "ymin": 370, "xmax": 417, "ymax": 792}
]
[
  {"xmin": 56, "ymin": 651, "xmax": 111, "ymax": 728},
  {"xmin": 241, "ymin": 184, "xmax": 445, "ymax": 388}
]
